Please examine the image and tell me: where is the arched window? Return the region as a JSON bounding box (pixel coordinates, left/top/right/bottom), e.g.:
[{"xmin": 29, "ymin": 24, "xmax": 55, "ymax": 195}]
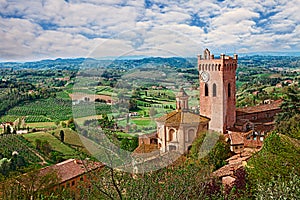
[
  {"xmin": 213, "ymin": 83, "xmax": 217, "ymax": 97},
  {"xmin": 205, "ymin": 64, "xmax": 207, "ymax": 71},
  {"xmin": 187, "ymin": 129, "xmax": 195, "ymax": 142},
  {"xmin": 218, "ymin": 64, "xmax": 221, "ymax": 71},
  {"xmin": 169, "ymin": 129, "xmax": 175, "ymax": 141},
  {"xmin": 211, "ymin": 64, "xmax": 214, "ymax": 71},
  {"xmin": 228, "ymin": 83, "xmax": 231, "ymax": 97},
  {"xmin": 205, "ymin": 83, "xmax": 209, "ymax": 96},
  {"xmin": 208, "ymin": 64, "xmax": 210, "ymax": 71}
]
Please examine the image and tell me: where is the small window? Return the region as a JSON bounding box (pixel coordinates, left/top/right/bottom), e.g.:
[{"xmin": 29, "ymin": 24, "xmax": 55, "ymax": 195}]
[
  {"xmin": 235, "ymin": 146, "xmax": 238, "ymax": 149},
  {"xmin": 228, "ymin": 83, "xmax": 231, "ymax": 97},
  {"xmin": 67, "ymin": 183, "xmax": 70, "ymax": 187},
  {"xmin": 252, "ymin": 116, "xmax": 257, "ymax": 120},
  {"xmin": 205, "ymin": 84, "xmax": 209, "ymax": 96},
  {"xmin": 80, "ymin": 177, "xmax": 83, "ymax": 181},
  {"xmin": 212, "ymin": 83, "xmax": 217, "ymax": 97},
  {"xmin": 72, "ymin": 181, "xmax": 75, "ymax": 186}
]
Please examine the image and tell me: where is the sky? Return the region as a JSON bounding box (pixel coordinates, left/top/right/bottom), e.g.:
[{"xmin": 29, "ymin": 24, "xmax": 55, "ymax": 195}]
[{"xmin": 1, "ymin": 0, "xmax": 300, "ymax": 61}]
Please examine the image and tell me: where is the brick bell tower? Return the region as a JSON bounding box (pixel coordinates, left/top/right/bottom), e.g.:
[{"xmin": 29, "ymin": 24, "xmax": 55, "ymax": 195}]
[{"xmin": 198, "ymin": 49, "xmax": 237, "ymax": 133}]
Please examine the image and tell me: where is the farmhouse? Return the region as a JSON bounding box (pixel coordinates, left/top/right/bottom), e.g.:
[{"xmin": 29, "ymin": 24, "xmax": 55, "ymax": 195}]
[{"xmin": 20, "ymin": 159, "xmax": 103, "ymax": 194}]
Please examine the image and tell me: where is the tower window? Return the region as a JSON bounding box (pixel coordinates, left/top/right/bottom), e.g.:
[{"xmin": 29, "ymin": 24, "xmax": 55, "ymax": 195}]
[
  {"xmin": 228, "ymin": 83, "xmax": 231, "ymax": 97},
  {"xmin": 218, "ymin": 64, "xmax": 221, "ymax": 71},
  {"xmin": 205, "ymin": 83, "xmax": 209, "ymax": 96},
  {"xmin": 213, "ymin": 83, "xmax": 217, "ymax": 97}
]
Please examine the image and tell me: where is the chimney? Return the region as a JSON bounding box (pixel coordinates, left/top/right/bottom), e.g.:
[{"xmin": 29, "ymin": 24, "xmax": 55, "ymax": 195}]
[{"xmin": 230, "ymin": 166, "xmax": 235, "ymax": 174}]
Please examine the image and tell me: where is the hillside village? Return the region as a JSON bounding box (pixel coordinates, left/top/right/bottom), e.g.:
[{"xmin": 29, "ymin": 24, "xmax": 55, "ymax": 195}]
[{"xmin": 0, "ymin": 51, "xmax": 299, "ymax": 199}]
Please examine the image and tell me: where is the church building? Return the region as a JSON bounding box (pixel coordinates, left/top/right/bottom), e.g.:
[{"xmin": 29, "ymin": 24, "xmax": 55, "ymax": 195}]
[
  {"xmin": 156, "ymin": 88, "xmax": 210, "ymax": 154},
  {"xmin": 136, "ymin": 49, "xmax": 282, "ymax": 155}
]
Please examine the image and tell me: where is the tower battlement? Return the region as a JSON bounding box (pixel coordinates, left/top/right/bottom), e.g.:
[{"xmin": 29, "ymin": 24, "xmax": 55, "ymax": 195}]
[{"xmin": 198, "ymin": 49, "xmax": 237, "ymax": 133}]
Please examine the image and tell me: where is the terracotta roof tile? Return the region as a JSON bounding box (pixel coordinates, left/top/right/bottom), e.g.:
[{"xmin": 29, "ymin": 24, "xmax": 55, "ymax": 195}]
[
  {"xmin": 236, "ymin": 99, "xmax": 282, "ymax": 115},
  {"xmin": 212, "ymin": 163, "xmax": 242, "ymax": 178},
  {"xmin": 228, "ymin": 132, "xmax": 244, "ymax": 145},
  {"xmin": 39, "ymin": 159, "xmax": 103, "ymax": 184},
  {"xmin": 222, "ymin": 176, "xmax": 236, "ymax": 187},
  {"xmin": 156, "ymin": 110, "xmax": 210, "ymax": 126},
  {"xmin": 132, "ymin": 144, "xmax": 159, "ymax": 154}
]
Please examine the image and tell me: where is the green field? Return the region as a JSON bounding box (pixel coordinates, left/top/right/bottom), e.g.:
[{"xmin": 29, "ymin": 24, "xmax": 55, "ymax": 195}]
[
  {"xmin": 4, "ymin": 97, "xmax": 112, "ymax": 123},
  {"xmin": 27, "ymin": 122, "xmax": 56, "ymax": 128},
  {"xmin": 52, "ymin": 128, "xmax": 90, "ymax": 155},
  {"xmin": 7, "ymin": 98, "xmax": 72, "ymax": 122},
  {"xmin": 23, "ymin": 132, "xmax": 78, "ymax": 158},
  {"xmin": 132, "ymin": 118, "xmax": 156, "ymax": 126}
]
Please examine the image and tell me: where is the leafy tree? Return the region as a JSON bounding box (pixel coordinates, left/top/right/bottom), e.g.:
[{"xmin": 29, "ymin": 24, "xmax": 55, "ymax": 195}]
[
  {"xmin": 0, "ymin": 158, "xmax": 11, "ymax": 176},
  {"xmin": 254, "ymin": 172, "xmax": 300, "ymax": 200},
  {"xmin": 35, "ymin": 139, "xmax": 42, "ymax": 150},
  {"xmin": 59, "ymin": 130, "xmax": 65, "ymax": 143},
  {"xmin": 277, "ymin": 86, "xmax": 300, "ymax": 122},
  {"xmin": 275, "ymin": 114, "xmax": 300, "ymax": 140},
  {"xmin": 41, "ymin": 140, "xmax": 52, "ymax": 156},
  {"xmin": 10, "ymin": 152, "xmax": 27, "ymax": 171},
  {"xmin": 61, "ymin": 121, "xmax": 66, "ymax": 128},
  {"xmin": 0, "ymin": 168, "xmax": 59, "ymax": 199},
  {"xmin": 5, "ymin": 125, "xmax": 11, "ymax": 134}
]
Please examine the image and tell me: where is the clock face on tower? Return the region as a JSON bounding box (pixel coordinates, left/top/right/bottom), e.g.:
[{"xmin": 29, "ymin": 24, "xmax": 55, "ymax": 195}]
[{"xmin": 200, "ymin": 71, "xmax": 210, "ymax": 82}]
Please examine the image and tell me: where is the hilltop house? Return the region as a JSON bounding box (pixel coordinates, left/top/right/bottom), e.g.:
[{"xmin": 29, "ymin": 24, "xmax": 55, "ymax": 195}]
[{"xmin": 12, "ymin": 159, "xmax": 104, "ymax": 196}]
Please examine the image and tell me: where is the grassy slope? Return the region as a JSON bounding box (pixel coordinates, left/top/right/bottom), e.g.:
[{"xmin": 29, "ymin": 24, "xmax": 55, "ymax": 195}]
[
  {"xmin": 23, "ymin": 132, "xmax": 78, "ymax": 158},
  {"xmin": 246, "ymin": 133, "xmax": 300, "ymax": 185}
]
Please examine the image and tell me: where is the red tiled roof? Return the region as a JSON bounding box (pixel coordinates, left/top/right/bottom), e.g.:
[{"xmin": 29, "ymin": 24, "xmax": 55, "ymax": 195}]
[
  {"xmin": 139, "ymin": 132, "xmax": 157, "ymax": 139},
  {"xmin": 236, "ymin": 99, "xmax": 282, "ymax": 115},
  {"xmin": 132, "ymin": 144, "xmax": 159, "ymax": 154},
  {"xmin": 222, "ymin": 176, "xmax": 236, "ymax": 187},
  {"xmin": 228, "ymin": 132, "xmax": 244, "ymax": 145},
  {"xmin": 156, "ymin": 110, "xmax": 210, "ymax": 127},
  {"xmin": 39, "ymin": 159, "xmax": 103, "ymax": 184},
  {"xmin": 212, "ymin": 163, "xmax": 242, "ymax": 178}
]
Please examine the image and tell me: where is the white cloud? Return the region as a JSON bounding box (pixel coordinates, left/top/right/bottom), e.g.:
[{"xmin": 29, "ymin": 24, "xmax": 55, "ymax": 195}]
[{"xmin": 1, "ymin": 0, "xmax": 300, "ymax": 60}]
